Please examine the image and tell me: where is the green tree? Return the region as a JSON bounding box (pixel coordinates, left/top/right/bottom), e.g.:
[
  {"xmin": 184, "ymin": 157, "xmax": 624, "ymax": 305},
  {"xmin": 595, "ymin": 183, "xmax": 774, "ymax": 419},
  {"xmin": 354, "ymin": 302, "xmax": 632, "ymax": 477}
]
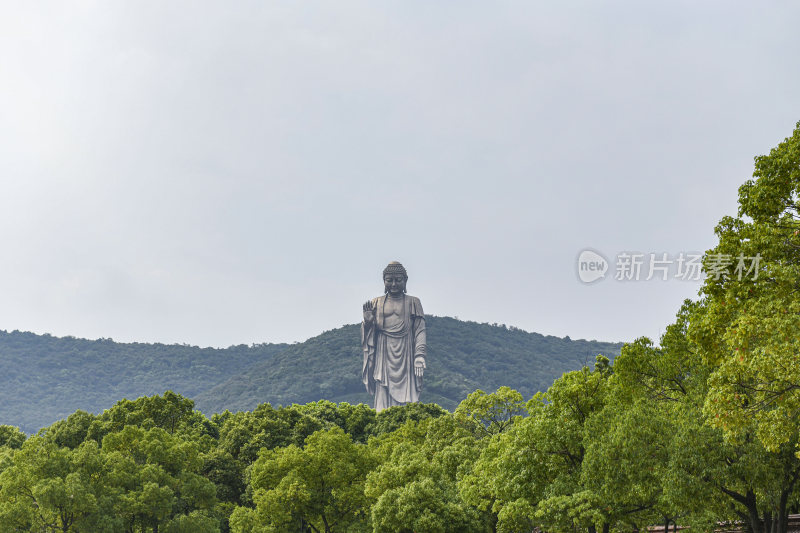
[
  {"xmin": 581, "ymin": 398, "xmax": 677, "ymax": 532},
  {"xmin": 368, "ymin": 402, "xmax": 448, "ymax": 437},
  {"xmin": 691, "ymin": 121, "xmax": 800, "ymax": 451},
  {"xmin": 102, "ymin": 425, "xmax": 219, "ymax": 532},
  {"xmin": 217, "ymin": 403, "xmax": 323, "ymax": 466},
  {"xmin": 42, "ymin": 410, "xmax": 96, "ymax": 449},
  {"xmin": 670, "ymin": 122, "xmax": 800, "ymax": 533},
  {"xmin": 366, "ymin": 416, "xmax": 490, "ymax": 533},
  {"xmin": 88, "ymin": 391, "xmax": 206, "ymax": 441},
  {"xmin": 614, "ymin": 306, "xmax": 800, "ymax": 533},
  {"xmin": 0, "ymin": 425, "xmax": 26, "ymax": 449},
  {"xmin": 0, "ymin": 437, "xmax": 119, "ymax": 532},
  {"xmin": 454, "ymin": 386, "xmax": 525, "ymax": 438},
  {"xmin": 464, "ymin": 358, "xmax": 612, "ymax": 533},
  {"xmin": 200, "ymin": 447, "xmax": 245, "ymax": 532},
  {"xmin": 230, "ymin": 427, "xmax": 374, "ymax": 533},
  {"xmin": 294, "ymin": 401, "xmax": 376, "ymax": 444}
]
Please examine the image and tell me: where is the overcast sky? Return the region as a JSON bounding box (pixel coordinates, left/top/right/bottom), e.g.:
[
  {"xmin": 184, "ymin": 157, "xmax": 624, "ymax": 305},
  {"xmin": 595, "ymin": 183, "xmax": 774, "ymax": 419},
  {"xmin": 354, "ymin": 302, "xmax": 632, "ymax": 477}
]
[{"xmin": 1, "ymin": 2, "xmax": 798, "ymax": 348}]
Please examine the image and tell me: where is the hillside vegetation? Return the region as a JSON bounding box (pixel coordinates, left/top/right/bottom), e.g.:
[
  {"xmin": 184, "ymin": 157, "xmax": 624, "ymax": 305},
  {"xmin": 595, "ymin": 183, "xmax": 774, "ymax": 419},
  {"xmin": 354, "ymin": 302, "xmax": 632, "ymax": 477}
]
[
  {"xmin": 195, "ymin": 316, "xmax": 622, "ymax": 414},
  {"xmin": 0, "ymin": 318, "xmax": 622, "ymax": 433},
  {"xmin": 0, "ymin": 331, "xmax": 286, "ymax": 433}
]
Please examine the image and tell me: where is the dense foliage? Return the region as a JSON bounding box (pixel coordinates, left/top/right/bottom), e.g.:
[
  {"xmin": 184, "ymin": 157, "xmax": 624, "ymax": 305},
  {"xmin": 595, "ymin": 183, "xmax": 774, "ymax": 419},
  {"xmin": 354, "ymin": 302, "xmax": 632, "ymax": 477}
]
[
  {"xmin": 0, "ymin": 332, "xmax": 287, "ymax": 433},
  {"xmin": 0, "ymin": 318, "xmax": 621, "ymax": 433},
  {"xmin": 0, "ymin": 343, "xmax": 797, "ymax": 533},
  {"xmin": 0, "ymin": 393, "xmax": 468, "ymax": 532}
]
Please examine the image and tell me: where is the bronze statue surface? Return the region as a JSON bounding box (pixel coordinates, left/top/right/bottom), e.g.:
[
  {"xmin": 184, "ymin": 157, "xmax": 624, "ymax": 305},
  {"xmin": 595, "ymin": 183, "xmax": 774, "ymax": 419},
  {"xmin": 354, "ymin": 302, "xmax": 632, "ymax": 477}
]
[{"xmin": 361, "ymin": 261, "xmax": 427, "ymax": 411}]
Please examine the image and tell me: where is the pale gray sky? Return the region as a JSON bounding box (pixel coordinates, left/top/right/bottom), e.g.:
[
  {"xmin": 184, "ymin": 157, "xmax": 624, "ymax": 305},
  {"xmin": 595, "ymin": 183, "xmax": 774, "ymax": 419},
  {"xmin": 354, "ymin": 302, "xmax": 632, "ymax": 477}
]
[{"xmin": 1, "ymin": 2, "xmax": 798, "ymax": 347}]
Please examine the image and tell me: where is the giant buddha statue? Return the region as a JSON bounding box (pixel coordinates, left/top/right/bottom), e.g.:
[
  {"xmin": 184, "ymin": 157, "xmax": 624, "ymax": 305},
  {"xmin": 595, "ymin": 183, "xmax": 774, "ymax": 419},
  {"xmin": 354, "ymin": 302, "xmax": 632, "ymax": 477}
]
[{"xmin": 361, "ymin": 261, "xmax": 427, "ymax": 411}]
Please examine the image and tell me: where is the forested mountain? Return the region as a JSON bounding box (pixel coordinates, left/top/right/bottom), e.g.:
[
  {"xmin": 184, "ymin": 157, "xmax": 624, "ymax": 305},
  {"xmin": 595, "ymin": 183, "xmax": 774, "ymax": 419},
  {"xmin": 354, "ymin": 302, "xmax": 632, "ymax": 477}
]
[
  {"xmin": 194, "ymin": 316, "xmax": 622, "ymax": 414},
  {"xmin": 0, "ymin": 318, "xmax": 622, "ymax": 433},
  {"xmin": 0, "ymin": 331, "xmax": 287, "ymax": 433}
]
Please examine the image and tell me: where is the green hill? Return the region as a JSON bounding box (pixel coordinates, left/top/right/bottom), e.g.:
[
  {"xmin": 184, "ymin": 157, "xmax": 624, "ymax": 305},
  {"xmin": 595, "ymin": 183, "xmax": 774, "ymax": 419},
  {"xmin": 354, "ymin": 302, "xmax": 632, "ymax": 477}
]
[
  {"xmin": 194, "ymin": 316, "xmax": 623, "ymax": 414},
  {"xmin": 0, "ymin": 318, "xmax": 622, "ymax": 433},
  {"xmin": 0, "ymin": 330, "xmax": 287, "ymax": 433}
]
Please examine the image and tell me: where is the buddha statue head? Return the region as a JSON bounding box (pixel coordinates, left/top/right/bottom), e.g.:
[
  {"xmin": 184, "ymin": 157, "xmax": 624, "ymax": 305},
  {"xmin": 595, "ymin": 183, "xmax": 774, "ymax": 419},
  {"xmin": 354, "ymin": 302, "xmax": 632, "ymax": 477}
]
[{"xmin": 382, "ymin": 261, "xmax": 408, "ymax": 296}]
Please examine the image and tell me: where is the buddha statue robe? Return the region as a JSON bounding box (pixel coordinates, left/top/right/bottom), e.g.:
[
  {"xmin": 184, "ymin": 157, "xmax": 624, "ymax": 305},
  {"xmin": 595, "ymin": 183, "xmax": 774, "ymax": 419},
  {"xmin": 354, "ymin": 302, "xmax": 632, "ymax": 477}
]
[{"xmin": 361, "ymin": 294, "xmax": 426, "ymax": 411}]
